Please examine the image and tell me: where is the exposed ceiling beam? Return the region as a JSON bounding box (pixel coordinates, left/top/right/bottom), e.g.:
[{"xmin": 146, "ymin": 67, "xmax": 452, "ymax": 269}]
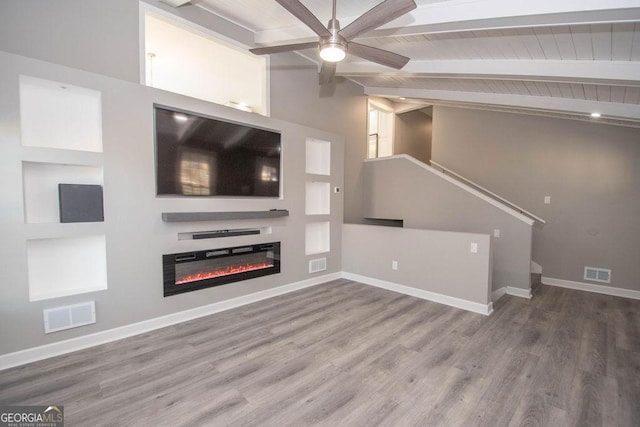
[
  {"xmin": 254, "ymin": 0, "xmax": 640, "ymax": 45},
  {"xmin": 370, "ymin": 0, "xmax": 640, "ymax": 38},
  {"xmin": 364, "ymin": 86, "xmax": 640, "ymax": 121},
  {"xmin": 159, "ymin": 0, "xmax": 191, "ymax": 7},
  {"xmin": 337, "ymin": 60, "xmax": 640, "ymax": 86}
]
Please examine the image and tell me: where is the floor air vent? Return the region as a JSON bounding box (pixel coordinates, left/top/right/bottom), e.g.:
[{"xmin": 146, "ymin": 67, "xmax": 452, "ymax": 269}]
[
  {"xmin": 44, "ymin": 301, "xmax": 96, "ymax": 333},
  {"xmin": 309, "ymin": 258, "xmax": 327, "ymax": 274},
  {"xmin": 584, "ymin": 266, "xmax": 611, "ymax": 284}
]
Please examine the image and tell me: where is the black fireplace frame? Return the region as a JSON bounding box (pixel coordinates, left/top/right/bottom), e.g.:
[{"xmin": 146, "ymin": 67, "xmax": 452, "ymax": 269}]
[{"xmin": 163, "ymin": 242, "xmax": 281, "ymax": 297}]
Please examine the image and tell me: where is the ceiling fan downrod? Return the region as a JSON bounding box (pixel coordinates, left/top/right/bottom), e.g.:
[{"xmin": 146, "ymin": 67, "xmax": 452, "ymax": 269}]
[{"xmin": 319, "ymin": 0, "xmax": 347, "ymax": 62}]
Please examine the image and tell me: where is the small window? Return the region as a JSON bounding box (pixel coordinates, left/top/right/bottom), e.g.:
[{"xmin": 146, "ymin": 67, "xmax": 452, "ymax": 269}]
[
  {"xmin": 367, "ymin": 100, "xmax": 394, "ymax": 158},
  {"xmin": 143, "ymin": 12, "xmax": 268, "ymax": 115}
]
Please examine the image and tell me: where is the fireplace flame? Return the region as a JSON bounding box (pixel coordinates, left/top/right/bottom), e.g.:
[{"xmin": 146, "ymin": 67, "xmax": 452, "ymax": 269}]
[{"xmin": 175, "ymin": 262, "xmax": 274, "ymax": 285}]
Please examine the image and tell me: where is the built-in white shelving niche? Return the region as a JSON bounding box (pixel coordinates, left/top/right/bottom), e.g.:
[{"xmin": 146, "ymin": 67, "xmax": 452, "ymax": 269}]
[
  {"xmin": 305, "ymin": 138, "xmax": 331, "ymax": 175},
  {"xmin": 19, "ymin": 75, "xmax": 103, "ymax": 152},
  {"xmin": 27, "ymin": 235, "xmax": 108, "ymax": 302},
  {"xmin": 22, "ymin": 162, "xmax": 103, "ymax": 224},
  {"xmin": 305, "ymin": 221, "xmax": 330, "ymax": 255},
  {"xmin": 305, "ymin": 182, "xmax": 330, "ymax": 215},
  {"xmin": 19, "ymin": 75, "xmax": 108, "ymax": 303}
]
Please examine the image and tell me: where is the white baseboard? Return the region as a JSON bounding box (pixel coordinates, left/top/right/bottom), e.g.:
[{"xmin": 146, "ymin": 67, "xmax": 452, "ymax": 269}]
[
  {"xmin": 542, "ymin": 276, "xmax": 640, "ymax": 300},
  {"xmin": 342, "ymin": 272, "xmax": 493, "ymax": 316},
  {"xmin": 0, "ymin": 272, "xmax": 341, "ymax": 371},
  {"xmin": 492, "ymin": 286, "xmax": 532, "ymax": 301},
  {"xmin": 506, "ymin": 286, "xmax": 533, "ymax": 299}
]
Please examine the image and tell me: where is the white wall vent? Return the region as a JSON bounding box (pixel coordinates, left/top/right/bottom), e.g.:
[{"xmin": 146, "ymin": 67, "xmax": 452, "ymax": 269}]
[
  {"xmin": 44, "ymin": 301, "xmax": 96, "ymax": 334},
  {"xmin": 309, "ymin": 258, "xmax": 327, "ymax": 274},
  {"xmin": 584, "ymin": 267, "xmax": 611, "ymax": 284}
]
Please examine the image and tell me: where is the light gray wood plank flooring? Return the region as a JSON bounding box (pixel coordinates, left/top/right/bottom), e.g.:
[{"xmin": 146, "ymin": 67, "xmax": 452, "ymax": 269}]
[{"xmin": 1, "ymin": 279, "xmax": 639, "ymax": 426}]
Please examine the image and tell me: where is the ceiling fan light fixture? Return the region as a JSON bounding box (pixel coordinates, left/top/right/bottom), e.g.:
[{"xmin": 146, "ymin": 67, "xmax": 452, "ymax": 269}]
[
  {"xmin": 320, "ymin": 42, "xmax": 346, "ymax": 62},
  {"xmin": 248, "ymin": 0, "xmax": 417, "ymax": 84}
]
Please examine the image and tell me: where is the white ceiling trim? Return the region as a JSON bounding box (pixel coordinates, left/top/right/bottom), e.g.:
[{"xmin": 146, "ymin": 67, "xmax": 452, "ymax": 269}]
[
  {"xmin": 254, "ymin": 1, "xmax": 640, "ymax": 45},
  {"xmin": 364, "ymin": 86, "xmax": 640, "ymax": 120},
  {"xmin": 337, "ymin": 60, "xmax": 640, "ymax": 86}
]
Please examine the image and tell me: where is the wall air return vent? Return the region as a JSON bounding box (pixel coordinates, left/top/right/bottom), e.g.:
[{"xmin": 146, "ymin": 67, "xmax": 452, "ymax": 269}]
[
  {"xmin": 44, "ymin": 301, "xmax": 96, "ymax": 334},
  {"xmin": 584, "ymin": 266, "xmax": 611, "ymax": 284},
  {"xmin": 309, "ymin": 258, "xmax": 327, "ymax": 274}
]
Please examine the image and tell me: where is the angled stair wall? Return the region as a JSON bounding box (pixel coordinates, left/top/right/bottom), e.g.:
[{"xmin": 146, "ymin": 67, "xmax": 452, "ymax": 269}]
[{"xmin": 363, "ymin": 155, "xmax": 534, "ymax": 293}]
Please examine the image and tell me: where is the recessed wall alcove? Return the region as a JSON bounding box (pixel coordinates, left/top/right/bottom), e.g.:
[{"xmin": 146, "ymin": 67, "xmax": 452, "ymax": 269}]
[{"xmin": 18, "ymin": 74, "xmax": 107, "ymax": 302}]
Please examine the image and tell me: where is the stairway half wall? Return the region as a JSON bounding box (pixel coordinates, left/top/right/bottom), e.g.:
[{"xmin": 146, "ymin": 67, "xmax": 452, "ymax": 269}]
[{"xmin": 363, "ymin": 155, "xmax": 532, "ymax": 292}]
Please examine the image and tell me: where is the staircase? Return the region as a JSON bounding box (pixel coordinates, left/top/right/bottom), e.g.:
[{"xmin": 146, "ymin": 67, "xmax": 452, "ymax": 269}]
[
  {"xmin": 363, "ymin": 155, "xmax": 546, "ymax": 298},
  {"xmin": 430, "ymin": 160, "xmax": 545, "ymax": 226},
  {"xmin": 430, "ymin": 160, "xmax": 547, "ymax": 298},
  {"xmin": 530, "ymin": 260, "xmax": 543, "ymax": 294}
]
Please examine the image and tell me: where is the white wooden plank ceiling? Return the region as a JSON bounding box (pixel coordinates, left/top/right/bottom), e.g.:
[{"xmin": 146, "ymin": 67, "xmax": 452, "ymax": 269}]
[{"xmin": 197, "ymin": 0, "xmax": 640, "ymax": 126}]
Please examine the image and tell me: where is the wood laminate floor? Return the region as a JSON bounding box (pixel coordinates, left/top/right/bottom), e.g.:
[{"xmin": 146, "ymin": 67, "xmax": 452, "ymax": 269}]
[{"xmin": 1, "ymin": 279, "xmax": 639, "ymax": 426}]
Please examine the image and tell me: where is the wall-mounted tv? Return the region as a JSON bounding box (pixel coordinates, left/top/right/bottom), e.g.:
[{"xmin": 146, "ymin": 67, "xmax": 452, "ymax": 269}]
[{"xmin": 155, "ymin": 106, "xmax": 281, "ymax": 197}]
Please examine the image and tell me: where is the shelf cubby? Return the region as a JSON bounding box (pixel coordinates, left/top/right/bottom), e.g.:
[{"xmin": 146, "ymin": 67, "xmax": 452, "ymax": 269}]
[
  {"xmin": 305, "ymin": 221, "xmax": 330, "ymax": 255},
  {"xmin": 19, "ymin": 75, "xmax": 103, "ymax": 152},
  {"xmin": 22, "ymin": 161, "xmax": 103, "ymax": 224},
  {"xmin": 305, "ymin": 182, "xmax": 330, "ymax": 215},
  {"xmin": 305, "ymin": 138, "xmax": 331, "ymax": 176},
  {"xmin": 27, "ymin": 235, "xmax": 108, "ymax": 302}
]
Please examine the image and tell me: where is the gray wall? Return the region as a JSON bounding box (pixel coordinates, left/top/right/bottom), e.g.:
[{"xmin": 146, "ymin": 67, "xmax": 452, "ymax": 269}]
[
  {"xmin": 394, "ymin": 110, "xmax": 432, "ymax": 164},
  {"xmin": 432, "ymin": 106, "xmax": 640, "ymax": 292},
  {"xmin": 0, "ymin": 0, "xmax": 140, "ymax": 82},
  {"xmin": 269, "ymin": 54, "xmax": 368, "ymax": 224},
  {"xmin": 0, "ymin": 0, "xmax": 255, "ymax": 83},
  {"xmin": 0, "ymin": 52, "xmax": 344, "ymax": 356},
  {"xmin": 363, "ymin": 156, "xmax": 533, "ymax": 292},
  {"xmin": 269, "ymin": 60, "xmax": 436, "ymax": 223},
  {"xmin": 343, "ymin": 224, "xmax": 492, "ymax": 306}
]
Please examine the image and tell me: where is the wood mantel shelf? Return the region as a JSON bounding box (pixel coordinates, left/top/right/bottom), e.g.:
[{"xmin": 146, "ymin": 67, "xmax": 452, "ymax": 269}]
[{"xmin": 161, "ymin": 210, "xmax": 289, "ymax": 222}]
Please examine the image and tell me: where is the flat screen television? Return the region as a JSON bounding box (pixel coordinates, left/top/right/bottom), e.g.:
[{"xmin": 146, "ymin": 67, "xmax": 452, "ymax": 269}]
[{"xmin": 155, "ymin": 106, "xmax": 281, "ymax": 197}]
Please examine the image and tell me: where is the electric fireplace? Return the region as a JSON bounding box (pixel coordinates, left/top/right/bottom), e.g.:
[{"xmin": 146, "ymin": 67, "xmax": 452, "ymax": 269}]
[{"xmin": 163, "ymin": 242, "xmax": 280, "ymax": 297}]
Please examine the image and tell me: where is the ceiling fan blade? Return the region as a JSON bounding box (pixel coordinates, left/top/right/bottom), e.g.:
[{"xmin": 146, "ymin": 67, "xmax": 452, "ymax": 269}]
[
  {"xmin": 339, "ymin": 0, "xmax": 417, "ymax": 41},
  {"xmin": 250, "ymin": 42, "xmax": 318, "ymax": 55},
  {"xmin": 348, "ymin": 42, "xmax": 410, "ymax": 69},
  {"xmin": 319, "ymin": 61, "xmax": 336, "ymax": 85},
  {"xmin": 276, "ymin": 0, "xmax": 331, "ymax": 38}
]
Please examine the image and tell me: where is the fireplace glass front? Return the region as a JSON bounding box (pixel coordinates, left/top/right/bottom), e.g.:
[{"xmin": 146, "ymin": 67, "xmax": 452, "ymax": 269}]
[{"xmin": 163, "ymin": 242, "xmax": 280, "ymax": 297}]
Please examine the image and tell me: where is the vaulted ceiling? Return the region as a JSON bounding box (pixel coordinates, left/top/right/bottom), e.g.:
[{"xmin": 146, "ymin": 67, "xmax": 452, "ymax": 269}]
[{"xmin": 185, "ymin": 0, "xmax": 640, "ymax": 126}]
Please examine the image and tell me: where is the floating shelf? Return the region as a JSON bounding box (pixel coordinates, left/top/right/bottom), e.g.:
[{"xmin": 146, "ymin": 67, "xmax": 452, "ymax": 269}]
[{"xmin": 162, "ymin": 210, "xmax": 289, "ymax": 222}]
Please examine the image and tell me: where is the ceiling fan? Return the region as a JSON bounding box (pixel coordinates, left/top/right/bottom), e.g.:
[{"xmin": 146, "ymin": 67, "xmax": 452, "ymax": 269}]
[{"xmin": 249, "ymin": 0, "xmax": 417, "ymax": 84}]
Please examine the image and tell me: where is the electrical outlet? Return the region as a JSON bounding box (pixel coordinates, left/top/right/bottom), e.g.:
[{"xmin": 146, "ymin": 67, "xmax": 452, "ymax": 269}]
[
  {"xmin": 494, "ymin": 229, "xmax": 501, "ymax": 238},
  {"xmin": 392, "ymin": 260, "xmax": 398, "ymax": 270},
  {"xmin": 544, "ymin": 196, "xmax": 551, "ymax": 204},
  {"xmin": 470, "ymin": 243, "xmax": 478, "ymax": 253}
]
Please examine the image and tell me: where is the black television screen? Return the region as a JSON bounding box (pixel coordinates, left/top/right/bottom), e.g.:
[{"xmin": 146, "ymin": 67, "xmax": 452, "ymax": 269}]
[{"xmin": 155, "ymin": 106, "xmax": 281, "ymax": 197}]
